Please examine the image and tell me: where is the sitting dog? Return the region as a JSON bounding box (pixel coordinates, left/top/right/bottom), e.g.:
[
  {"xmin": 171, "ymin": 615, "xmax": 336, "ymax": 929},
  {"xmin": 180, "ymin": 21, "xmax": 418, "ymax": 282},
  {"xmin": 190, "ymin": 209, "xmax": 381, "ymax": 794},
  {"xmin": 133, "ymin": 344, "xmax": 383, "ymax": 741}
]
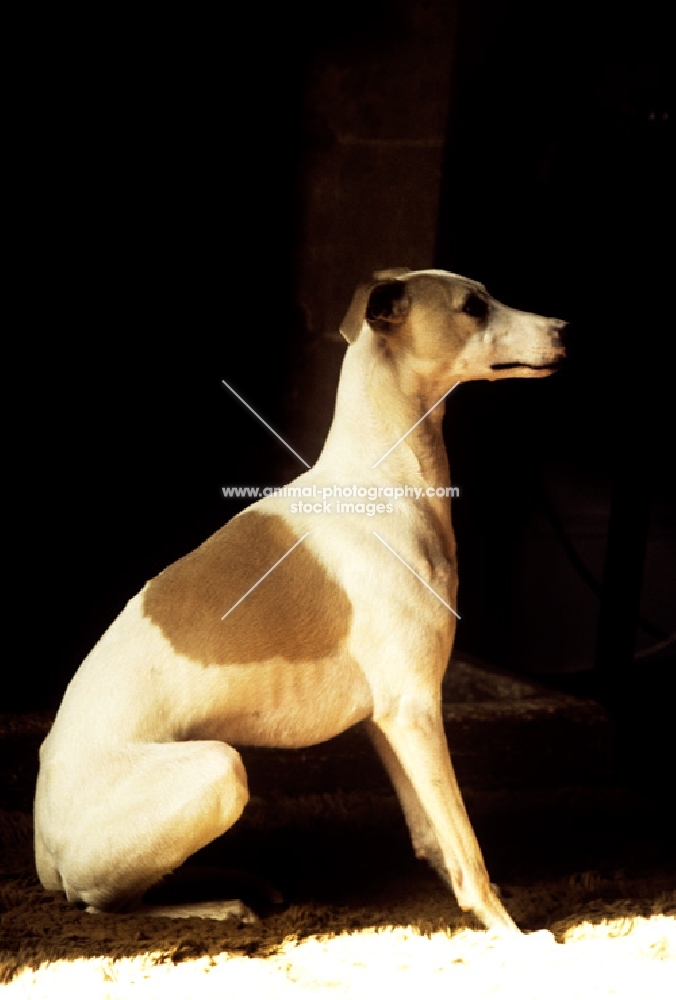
[{"xmin": 35, "ymin": 268, "xmax": 565, "ymax": 931}]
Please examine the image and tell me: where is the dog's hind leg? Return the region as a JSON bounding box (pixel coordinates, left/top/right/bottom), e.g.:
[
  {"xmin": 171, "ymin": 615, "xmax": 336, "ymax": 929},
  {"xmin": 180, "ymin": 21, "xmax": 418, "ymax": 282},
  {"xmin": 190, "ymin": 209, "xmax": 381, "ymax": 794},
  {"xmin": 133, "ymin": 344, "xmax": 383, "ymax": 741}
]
[{"xmin": 34, "ymin": 739, "xmax": 249, "ymax": 912}]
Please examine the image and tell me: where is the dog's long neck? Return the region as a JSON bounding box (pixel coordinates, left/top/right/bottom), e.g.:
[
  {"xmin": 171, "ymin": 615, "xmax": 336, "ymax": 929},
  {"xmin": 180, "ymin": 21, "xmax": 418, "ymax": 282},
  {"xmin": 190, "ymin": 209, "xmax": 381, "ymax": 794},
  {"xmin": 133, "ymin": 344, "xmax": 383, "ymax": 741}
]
[{"xmin": 317, "ymin": 336, "xmax": 452, "ymax": 490}]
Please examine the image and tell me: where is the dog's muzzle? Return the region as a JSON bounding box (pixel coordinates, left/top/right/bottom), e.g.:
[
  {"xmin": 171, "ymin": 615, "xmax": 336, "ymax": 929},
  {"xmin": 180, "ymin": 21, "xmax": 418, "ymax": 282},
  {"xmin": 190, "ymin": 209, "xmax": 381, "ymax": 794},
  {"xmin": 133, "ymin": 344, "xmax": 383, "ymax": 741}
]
[{"xmin": 490, "ymin": 319, "xmax": 568, "ymax": 372}]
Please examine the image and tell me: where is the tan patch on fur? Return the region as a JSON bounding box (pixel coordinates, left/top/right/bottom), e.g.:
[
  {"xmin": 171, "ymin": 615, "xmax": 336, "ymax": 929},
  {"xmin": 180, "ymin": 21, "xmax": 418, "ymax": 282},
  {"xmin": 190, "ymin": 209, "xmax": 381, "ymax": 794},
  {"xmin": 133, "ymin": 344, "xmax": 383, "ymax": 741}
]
[{"xmin": 143, "ymin": 510, "xmax": 351, "ymax": 665}]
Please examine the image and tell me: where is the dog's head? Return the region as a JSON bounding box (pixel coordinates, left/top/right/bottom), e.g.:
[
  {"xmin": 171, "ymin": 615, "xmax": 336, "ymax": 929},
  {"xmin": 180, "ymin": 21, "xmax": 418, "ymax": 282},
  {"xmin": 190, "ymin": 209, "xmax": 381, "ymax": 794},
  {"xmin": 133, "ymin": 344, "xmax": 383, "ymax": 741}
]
[{"xmin": 341, "ymin": 268, "xmax": 566, "ymax": 382}]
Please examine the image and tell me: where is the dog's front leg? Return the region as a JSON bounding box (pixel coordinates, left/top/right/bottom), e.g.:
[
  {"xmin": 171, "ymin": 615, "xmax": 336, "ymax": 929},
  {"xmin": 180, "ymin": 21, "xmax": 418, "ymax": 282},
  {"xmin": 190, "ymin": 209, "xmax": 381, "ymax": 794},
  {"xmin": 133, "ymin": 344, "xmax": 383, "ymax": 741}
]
[
  {"xmin": 365, "ymin": 720, "xmax": 448, "ymax": 881},
  {"xmin": 372, "ymin": 695, "xmax": 519, "ymax": 932}
]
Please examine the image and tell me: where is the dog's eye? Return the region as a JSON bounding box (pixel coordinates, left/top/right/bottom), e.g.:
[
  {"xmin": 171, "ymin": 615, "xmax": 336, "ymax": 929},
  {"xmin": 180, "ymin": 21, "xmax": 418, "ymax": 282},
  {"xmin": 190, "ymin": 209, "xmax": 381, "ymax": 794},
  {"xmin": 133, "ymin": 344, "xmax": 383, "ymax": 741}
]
[{"xmin": 461, "ymin": 294, "xmax": 488, "ymax": 319}]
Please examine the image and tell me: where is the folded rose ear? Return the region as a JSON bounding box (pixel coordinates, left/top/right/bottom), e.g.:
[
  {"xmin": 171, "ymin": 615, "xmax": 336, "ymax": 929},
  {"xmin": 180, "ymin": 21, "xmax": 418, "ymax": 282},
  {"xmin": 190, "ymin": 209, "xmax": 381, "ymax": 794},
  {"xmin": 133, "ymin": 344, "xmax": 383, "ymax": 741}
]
[{"xmin": 340, "ymin": 268, "xmax": 411, "ymax": 343}]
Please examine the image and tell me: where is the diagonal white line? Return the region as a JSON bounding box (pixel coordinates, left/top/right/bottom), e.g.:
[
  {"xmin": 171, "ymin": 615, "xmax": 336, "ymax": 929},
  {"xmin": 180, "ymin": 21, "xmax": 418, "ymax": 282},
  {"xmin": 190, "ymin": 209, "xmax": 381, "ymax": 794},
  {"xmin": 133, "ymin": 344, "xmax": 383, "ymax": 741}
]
[
  {"xmin": 372, "ymin": 531, "xmax": 460, "ymax": 619},
  {"xmin": 221, "ymin": 531, "xmax": 310, "ymax": 620},
  {"xmin": 371, "ymin": 381, "xmax": 460, "ymax": 469},
  {"xmin": 222, "ymin": 380, "xmax": 310, "ymax": 469}
]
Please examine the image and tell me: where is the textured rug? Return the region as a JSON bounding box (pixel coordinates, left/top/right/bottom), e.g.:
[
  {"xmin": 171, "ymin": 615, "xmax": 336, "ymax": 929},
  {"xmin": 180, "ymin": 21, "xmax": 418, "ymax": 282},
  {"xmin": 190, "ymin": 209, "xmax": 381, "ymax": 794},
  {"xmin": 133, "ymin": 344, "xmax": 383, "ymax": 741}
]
[{"xmin": 1, "ymin": 662, "xmax": 674, "ymax": 997}]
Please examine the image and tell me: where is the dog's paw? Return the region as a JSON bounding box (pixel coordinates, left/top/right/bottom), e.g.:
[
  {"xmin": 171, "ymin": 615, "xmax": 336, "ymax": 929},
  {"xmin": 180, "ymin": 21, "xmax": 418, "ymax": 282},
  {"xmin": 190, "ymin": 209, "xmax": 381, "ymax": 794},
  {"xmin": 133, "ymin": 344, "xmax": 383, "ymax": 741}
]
[{"xmin": 139, "ymin": 899, "xmax": 259, "ymax": 923}]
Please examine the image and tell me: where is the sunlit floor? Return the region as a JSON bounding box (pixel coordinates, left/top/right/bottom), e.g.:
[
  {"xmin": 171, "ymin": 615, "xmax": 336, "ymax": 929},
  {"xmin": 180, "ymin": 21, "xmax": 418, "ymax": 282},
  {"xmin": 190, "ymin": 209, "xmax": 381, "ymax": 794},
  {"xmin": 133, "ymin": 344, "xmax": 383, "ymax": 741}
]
[{"xmin": 5, "ymin": 915, "xmax": 675, "ymax": 999}]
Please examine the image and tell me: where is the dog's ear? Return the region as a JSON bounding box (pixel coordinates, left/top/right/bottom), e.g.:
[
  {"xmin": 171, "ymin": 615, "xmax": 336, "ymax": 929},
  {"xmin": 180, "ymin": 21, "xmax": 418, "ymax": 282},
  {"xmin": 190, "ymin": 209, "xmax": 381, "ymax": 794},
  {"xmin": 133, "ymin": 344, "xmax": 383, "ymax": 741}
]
[{"xmin": 340, "ymin": 268, "xmax": 411, "ymax": 343}]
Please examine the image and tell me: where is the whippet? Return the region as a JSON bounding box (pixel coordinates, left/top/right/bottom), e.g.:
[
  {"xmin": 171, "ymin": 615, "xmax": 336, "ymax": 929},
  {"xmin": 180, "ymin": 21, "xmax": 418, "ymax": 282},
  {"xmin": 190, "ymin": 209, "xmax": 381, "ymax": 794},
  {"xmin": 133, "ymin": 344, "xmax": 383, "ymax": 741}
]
[{"xmin": 34, "ymin": 268, "xmax": 566, "ymax": 931}]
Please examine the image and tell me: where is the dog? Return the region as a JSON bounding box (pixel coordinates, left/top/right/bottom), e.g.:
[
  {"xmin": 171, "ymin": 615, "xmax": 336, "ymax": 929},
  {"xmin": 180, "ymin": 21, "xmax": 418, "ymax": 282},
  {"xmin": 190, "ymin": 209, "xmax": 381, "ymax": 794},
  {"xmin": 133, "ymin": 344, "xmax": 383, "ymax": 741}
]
[{"xmin": 34, "ymin": 268, "xmax": 566, "ymax": 931}]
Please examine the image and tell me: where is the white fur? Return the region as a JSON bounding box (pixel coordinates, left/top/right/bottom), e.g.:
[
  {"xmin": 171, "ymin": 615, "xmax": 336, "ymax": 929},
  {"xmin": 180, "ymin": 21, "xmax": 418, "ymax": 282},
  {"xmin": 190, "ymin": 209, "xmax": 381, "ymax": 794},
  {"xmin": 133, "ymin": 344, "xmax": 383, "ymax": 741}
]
[{"xmin": 35, "ymin": 268, "xmax": 565, "ymax": 928}]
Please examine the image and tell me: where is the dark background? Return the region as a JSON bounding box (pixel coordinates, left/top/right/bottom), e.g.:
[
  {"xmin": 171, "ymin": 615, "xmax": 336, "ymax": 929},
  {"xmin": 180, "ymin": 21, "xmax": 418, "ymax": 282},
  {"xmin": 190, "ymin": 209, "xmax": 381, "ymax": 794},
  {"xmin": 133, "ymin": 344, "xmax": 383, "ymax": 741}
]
[{"xmin": 10, "ymin": 1, "xmax": 673, "ymax": 731}]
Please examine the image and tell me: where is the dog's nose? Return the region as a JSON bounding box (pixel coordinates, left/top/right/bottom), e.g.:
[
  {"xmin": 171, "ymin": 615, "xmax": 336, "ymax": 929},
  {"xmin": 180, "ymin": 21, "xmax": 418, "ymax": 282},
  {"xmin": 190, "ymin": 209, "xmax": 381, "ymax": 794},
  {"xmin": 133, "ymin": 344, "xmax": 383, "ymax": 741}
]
[{"xmin": 550, "ymin": 319, "xmax": 568, "ymax": 345}]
